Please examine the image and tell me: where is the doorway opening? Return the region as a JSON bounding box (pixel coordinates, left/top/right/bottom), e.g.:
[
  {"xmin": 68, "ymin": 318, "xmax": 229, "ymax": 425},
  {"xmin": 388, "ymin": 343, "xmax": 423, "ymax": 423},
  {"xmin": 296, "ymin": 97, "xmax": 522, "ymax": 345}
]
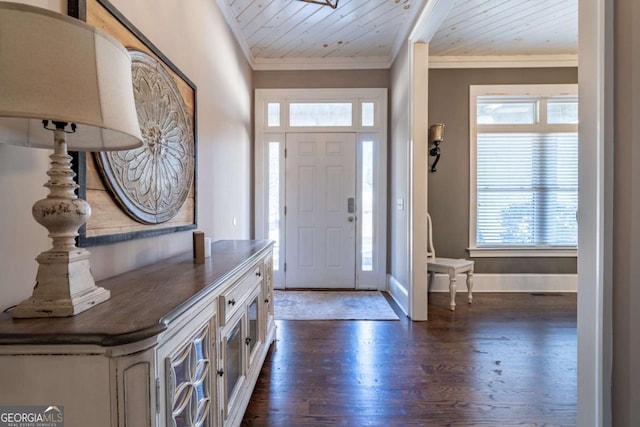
[{"xmin": 255, "ymin": 89, "xmax": 388, "ymax": 290}]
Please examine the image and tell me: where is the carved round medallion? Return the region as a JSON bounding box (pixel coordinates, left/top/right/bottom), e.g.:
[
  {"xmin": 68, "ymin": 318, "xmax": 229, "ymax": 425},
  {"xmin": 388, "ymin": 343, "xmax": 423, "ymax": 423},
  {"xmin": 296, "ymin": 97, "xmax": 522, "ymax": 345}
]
[{"xmin": 95, "ymin": 50, "xmax": 194, "ymax": 224}]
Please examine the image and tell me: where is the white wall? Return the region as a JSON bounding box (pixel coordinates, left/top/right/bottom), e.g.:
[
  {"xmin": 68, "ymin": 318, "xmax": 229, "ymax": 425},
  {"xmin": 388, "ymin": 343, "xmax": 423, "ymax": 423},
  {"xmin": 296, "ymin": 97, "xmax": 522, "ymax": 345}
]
[
  {"xmin": 389, "ymin": 40, "xmax": 429, "ymax": 320},
  {"xmin": 409, "ymin": 43, "xmax": 429, "ymax": 320},
  {"xmin": 0, "ymin": 0, "xmax": 253, "ymax": 310},
  {"xmin": 389, "ymin": 39, "xmax": 411, "ymax": 312}
]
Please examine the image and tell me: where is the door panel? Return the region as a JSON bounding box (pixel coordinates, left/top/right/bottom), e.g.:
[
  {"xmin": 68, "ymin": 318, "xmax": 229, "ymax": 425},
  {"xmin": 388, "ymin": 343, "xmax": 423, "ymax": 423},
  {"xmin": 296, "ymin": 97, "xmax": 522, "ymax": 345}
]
[{"xmin": 285, "ymin": 133, "xmax": 356, "ymax": 288}]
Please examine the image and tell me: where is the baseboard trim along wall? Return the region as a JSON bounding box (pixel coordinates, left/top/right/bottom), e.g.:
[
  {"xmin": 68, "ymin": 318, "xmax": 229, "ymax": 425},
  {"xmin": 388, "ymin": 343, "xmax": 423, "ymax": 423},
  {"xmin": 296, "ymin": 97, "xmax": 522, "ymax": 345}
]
[
  {"xmin": 388, "ymin": 275, "xmax": 410, "ymax": 316},
  {"xmin": 426, "ymin": 273, "xmax": 578, "ymax": 293}
]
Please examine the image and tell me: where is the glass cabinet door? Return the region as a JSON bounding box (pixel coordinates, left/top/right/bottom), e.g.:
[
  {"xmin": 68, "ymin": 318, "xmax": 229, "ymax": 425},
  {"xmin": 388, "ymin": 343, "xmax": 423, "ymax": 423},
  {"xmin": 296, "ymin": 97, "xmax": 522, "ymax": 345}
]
[
  {"xmin": 165, "ymin": 323, "xmax": 212, "ymax": 427},
  {"xmin": 221, "ymin": 311, "xmax": 245, "ymax": 423},
  {"xmin": 224, "ymin": 321, "xmax": 243, "ymax": 402},
  {"xmin": 263, "ymin": 256, "xmax": 274, "ymax": 328},
  {"xmin": 247, "ymin": 293, "xmax": 260, "ymax": 361}
]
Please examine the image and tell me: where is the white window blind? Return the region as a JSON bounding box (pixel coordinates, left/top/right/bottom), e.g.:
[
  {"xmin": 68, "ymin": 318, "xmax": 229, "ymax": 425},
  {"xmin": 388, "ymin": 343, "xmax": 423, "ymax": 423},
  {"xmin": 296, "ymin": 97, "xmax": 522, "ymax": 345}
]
[
  {"xmin": 470, "ymin": 85, "xmax": 578, "ymax": 255},
  {"xmin": 476, "ymin": 132, "xmax": 578, "ymax": 246}
]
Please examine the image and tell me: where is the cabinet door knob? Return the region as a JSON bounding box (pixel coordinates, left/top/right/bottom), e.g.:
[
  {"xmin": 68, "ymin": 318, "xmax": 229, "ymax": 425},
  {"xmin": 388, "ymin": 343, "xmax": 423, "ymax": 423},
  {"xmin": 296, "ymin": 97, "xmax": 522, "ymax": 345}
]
[
  {"xmin": 256, "ymin": 271, "xmax": 262, "ymax": 277},
  {"xmin": 245, "ymin": 337, "xmax": 252, "ymax": 345},
  {"xmin": 228, "ymin": 299, "xmax": 236, "ymax": 306},
  {"xmin": 264, "ymin": 298, "xmax": 270, "ymax": 303},
  {"xmin": 217, "ymin": 369, "xmax": 224, "ymax": 377}
]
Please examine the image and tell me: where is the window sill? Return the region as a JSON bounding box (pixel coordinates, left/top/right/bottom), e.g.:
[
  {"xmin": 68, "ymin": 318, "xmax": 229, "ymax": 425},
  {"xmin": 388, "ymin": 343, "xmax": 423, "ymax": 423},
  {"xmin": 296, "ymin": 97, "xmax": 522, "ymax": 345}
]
[{"xmin": 467, "ymin": 247, "xmax": 577, "ymax": 258}]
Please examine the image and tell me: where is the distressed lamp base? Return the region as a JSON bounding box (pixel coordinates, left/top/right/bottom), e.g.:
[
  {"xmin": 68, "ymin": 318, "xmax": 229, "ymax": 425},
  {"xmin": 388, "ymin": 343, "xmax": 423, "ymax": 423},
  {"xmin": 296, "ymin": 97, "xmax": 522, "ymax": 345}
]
[
  {"xmin": 12, "ymin": 248, "xmax": 110, "ymax": 318},
  {"xmin": 12, "ymin": 127, "xmax": 110, "ymax": 318}
]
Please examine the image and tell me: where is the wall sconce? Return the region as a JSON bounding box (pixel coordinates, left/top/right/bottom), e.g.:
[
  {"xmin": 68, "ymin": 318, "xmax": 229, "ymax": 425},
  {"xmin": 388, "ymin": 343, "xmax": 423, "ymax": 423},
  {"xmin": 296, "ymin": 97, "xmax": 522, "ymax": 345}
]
[{"xmin": 429, "ymin": 123, "xmax": 445, "ymax": 172}]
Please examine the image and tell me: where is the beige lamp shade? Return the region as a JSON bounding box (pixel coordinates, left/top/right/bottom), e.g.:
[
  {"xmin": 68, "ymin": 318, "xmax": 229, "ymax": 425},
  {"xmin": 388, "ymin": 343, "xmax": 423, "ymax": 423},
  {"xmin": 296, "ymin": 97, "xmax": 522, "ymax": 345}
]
[{"xmin": 0, "ymin": 1, "xmax": 143, "ymax": 151}]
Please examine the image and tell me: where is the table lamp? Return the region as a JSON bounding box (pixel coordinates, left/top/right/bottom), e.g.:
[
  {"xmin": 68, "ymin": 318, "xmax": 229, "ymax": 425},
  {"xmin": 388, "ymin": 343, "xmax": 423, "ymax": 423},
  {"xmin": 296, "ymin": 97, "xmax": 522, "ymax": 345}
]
[{"xmin": 0, "ymin": 2, "xmax": 143, "ymax": 318}]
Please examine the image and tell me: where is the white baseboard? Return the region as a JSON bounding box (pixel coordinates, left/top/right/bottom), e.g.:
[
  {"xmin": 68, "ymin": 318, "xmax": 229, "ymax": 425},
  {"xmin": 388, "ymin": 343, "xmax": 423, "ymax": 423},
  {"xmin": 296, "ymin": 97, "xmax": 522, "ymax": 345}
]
[
  {"xmin": 387, "ymin": 275, "xmax": 409, "ymax": 316},
  {"xmin": 428, "ymin": 273, "xmax": 577, "ymax": 293}
]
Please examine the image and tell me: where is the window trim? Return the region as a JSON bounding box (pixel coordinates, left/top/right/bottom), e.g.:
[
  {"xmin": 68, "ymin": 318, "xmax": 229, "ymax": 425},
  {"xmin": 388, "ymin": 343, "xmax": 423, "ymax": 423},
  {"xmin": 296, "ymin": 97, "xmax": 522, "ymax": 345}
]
[
  {"xmin": 468, "ymin": 84, "xmax": 579, "ymax": 258},
  {"xmin": 468, "ymin": 247, "xmax": 577, "ymax": 258}
]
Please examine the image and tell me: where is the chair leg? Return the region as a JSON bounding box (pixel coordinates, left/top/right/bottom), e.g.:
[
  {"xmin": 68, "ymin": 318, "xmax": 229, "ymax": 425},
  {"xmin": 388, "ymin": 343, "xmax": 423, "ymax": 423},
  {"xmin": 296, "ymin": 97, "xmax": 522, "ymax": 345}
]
[
  {"xmin": 467, "ymin": 270, "xmax": 474, "ymax": 304},
  {"xmin": 428, "ymin": 271, "xmax": 435, "ymax": 290},
  {"xmin": 448, "ymin": 272, "xmax": 457, "ymax": 311}
]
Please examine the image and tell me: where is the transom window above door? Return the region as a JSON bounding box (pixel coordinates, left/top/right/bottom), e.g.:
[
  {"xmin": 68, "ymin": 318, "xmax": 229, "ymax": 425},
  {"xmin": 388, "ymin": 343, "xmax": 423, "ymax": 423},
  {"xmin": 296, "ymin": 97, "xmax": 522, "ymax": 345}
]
[{"xmin": 263, "ymin": 95, "xmax": 382, "ymax": 131}]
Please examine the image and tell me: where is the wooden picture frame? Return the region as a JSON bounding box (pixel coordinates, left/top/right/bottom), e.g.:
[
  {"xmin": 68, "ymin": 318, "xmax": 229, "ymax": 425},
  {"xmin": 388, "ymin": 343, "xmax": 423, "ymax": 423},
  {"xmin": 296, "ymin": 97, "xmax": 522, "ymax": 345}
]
[{"xmin": 68, "ymin": 0, "xmax": 197, "ymax": 246}]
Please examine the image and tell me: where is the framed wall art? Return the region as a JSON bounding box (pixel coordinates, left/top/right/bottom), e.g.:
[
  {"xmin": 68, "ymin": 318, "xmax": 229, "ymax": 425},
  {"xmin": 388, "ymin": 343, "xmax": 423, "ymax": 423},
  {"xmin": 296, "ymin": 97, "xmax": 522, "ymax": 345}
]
[{"xmin": 68, "ymin": 0, "xmax": 198, "ymax": 246}]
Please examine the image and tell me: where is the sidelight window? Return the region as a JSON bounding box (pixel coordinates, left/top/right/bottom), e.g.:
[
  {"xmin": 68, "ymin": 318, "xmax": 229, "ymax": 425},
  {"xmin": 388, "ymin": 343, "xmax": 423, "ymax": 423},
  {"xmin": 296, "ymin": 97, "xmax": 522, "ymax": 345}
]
[
  {"xmin": 268, "ymin": 141, "xmax": 281, "ymax": 270},
  {"xmin": 361, "ymin": 139, "xmax": 374, "ymax": 271}
]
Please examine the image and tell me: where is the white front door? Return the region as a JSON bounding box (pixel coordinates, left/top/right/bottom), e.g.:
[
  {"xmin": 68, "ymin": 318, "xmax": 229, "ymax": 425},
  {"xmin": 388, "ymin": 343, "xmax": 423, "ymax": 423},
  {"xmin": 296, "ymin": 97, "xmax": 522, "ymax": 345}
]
[{"xmin": 285, "ymin": 133, "xmax": 356, "ymax": 288}]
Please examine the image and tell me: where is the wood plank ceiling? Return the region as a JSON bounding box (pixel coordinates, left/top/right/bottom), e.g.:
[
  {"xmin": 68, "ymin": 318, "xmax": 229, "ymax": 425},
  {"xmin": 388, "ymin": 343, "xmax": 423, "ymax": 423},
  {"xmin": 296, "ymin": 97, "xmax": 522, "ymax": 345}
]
[
  {"xmin": 429, "ymin": 0, "xmax": 578, "ymax": 56},
  {"xmin": 216, "ymin": 0, "xmax": 578, "ymax": 70},
  {"xmin": 217, "ymin": 0, "xmax": 425, "ymax": 69}
]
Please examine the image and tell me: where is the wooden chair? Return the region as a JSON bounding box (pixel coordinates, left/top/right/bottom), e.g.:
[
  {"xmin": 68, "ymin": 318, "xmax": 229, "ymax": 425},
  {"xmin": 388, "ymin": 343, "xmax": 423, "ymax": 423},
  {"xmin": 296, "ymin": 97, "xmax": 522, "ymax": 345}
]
[{"xmin": 427, "ymin": 213, "xmax": 474, "ymax": 311}]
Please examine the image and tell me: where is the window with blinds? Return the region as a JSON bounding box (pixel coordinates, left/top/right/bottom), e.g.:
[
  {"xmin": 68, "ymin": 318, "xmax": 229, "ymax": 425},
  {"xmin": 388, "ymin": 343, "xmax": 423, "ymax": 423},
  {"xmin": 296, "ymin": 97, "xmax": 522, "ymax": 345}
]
[{"xmin": 469, "ymin": 85, "xmax": 578, "ymax": 256}]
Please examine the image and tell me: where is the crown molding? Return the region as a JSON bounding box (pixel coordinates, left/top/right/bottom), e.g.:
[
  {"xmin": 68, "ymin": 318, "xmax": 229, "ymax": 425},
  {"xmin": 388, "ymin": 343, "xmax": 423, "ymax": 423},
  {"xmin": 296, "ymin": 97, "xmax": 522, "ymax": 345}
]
[
  {"xmin": 249, "ymin": 54, "xmax": 579, "ymax": 72},
  {"xmin": 428, "ymin": 54, "xmax": 579, "ymax": 69},
  {"xmin": 252, "ymin": 56, "xmax": 392, "ymax": 71}
]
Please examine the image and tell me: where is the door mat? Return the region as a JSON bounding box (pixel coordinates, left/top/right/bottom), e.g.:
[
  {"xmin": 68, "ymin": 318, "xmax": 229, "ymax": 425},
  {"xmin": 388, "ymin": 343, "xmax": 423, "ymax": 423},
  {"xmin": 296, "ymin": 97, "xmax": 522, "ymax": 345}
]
[{"xmin": 274, "ymin": 290, "xmax": 400, "ymax": 320}]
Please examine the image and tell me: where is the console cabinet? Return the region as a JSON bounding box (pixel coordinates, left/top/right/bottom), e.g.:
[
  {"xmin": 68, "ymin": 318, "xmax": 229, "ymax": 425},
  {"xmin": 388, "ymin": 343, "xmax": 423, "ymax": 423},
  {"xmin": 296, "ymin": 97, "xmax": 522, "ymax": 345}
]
[{"xmin": 0, "ymin": 240, "xmax": 275, "ymax": 427}]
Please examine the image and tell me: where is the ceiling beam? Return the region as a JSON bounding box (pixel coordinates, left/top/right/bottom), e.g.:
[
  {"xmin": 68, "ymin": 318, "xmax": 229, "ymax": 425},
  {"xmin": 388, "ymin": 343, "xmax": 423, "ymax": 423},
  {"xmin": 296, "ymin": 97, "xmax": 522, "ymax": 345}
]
[{"xmin": 409, "ymin": 0, "xmax": 456, "ymax": 43}]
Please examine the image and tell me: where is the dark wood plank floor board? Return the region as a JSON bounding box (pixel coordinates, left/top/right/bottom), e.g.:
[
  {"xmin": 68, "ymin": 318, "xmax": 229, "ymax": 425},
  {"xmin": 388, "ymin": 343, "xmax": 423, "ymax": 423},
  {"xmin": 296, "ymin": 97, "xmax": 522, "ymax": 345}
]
[{"xmin": 242, "ymin": 292, "xmax": 577, "ymax": 426}]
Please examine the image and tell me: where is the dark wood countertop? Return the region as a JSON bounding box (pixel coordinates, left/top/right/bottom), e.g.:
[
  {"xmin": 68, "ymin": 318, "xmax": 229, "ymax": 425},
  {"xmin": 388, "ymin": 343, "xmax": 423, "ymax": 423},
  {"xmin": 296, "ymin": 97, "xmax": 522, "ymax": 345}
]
[{"xmin": 0, "ymin": 240, "xmax": 273, "ymax": 347}]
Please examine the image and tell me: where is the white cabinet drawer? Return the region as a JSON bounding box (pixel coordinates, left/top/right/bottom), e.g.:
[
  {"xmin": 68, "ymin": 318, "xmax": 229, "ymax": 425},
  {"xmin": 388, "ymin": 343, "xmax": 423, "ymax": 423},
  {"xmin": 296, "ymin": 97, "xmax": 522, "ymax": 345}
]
[{"xmin": 219, "ymin": 264, "xmax": 262, "ymax": 325}]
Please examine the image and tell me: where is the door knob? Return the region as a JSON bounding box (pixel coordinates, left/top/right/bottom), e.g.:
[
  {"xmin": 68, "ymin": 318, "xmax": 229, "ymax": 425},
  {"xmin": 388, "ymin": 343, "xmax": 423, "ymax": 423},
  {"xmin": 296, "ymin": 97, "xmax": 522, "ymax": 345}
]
[{"xmin": 348, "ymin": 216, "xmax": 354, "ymax": 222}]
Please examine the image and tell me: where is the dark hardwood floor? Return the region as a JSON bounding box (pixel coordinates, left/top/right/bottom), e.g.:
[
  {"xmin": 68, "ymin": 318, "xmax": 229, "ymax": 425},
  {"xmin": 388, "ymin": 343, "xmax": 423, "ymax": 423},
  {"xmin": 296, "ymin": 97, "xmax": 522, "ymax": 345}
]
[{"xmin": 242, "ymin": 292, "xmax": 577, "ymax": 426}]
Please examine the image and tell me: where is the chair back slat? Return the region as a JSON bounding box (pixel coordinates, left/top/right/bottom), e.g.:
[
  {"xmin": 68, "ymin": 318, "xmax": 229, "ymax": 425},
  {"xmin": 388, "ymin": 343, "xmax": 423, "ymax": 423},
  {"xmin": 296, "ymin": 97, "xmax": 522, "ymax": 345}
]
[{"xmin": 427, "ymin": 212, "xmax": 435, "ymax": 260}]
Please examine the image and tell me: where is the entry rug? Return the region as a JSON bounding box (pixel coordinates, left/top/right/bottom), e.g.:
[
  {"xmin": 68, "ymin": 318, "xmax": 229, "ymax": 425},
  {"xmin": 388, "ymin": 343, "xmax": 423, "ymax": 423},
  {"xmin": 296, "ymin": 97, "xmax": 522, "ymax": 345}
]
[{"xmin": 274, "ymin": 290, "xmax": 400, "ymax": 320}]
